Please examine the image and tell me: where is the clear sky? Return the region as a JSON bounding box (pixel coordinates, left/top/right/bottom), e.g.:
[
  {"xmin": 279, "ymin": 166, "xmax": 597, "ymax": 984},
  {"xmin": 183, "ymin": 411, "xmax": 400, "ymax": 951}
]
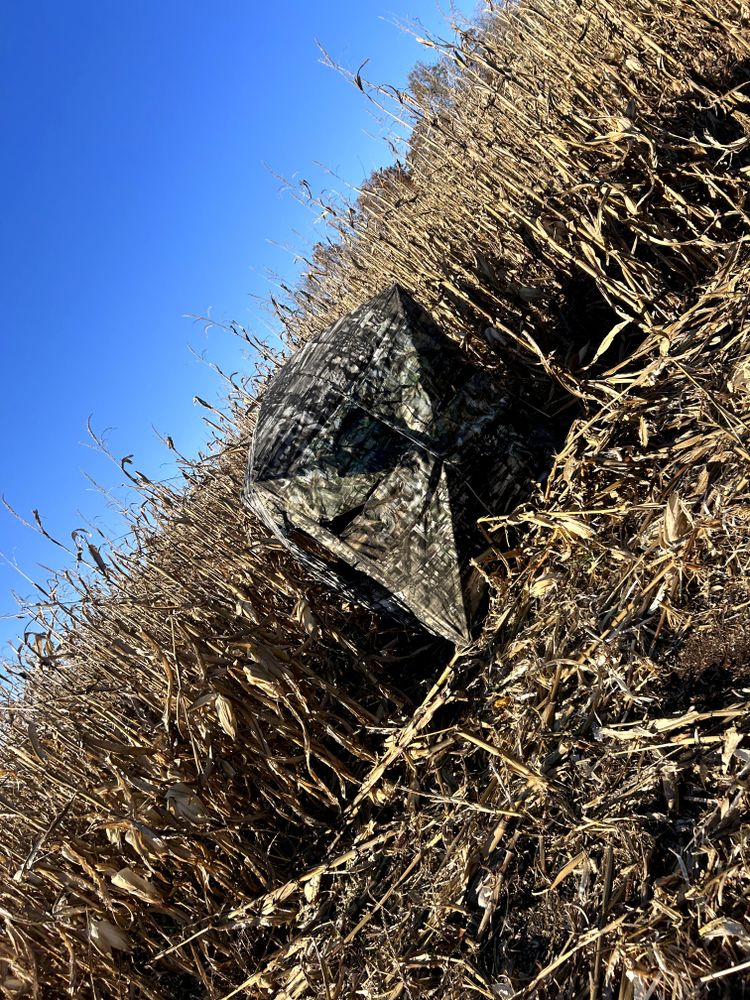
[{"xmin": 0, "ymin": 1, "xmax": 476, "ymax": 658}]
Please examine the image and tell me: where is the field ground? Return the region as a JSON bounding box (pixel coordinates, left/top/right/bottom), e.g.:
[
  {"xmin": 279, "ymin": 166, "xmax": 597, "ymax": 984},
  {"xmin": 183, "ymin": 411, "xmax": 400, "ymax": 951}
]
[{"xmin": 2, "ymin": 1, "xmax": 750, "ymax": 997}]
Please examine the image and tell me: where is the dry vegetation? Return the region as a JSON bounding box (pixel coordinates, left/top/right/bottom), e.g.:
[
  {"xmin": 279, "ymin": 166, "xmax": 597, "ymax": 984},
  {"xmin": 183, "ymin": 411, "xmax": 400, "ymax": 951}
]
[{"xmin": 2, "ymin": 0, "xmax": 750, "ymax": 996}]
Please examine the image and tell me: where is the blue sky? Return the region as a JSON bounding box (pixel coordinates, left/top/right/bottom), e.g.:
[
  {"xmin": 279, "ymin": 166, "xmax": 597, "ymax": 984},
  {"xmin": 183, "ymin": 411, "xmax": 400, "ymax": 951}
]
[{"xmin": 0, "ymin": 1, "xmax": 476, "ymax": 658}]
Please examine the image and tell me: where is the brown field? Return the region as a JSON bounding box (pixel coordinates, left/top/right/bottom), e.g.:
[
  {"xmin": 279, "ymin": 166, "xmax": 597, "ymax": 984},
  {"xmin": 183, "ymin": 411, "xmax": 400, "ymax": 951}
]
[{"xmin": 2, "ymin": 0, "xmax": 750, "ymax": 996}]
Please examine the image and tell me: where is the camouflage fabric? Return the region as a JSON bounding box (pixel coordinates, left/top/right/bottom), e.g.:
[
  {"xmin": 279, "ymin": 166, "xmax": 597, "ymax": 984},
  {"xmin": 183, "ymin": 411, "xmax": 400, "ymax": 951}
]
[{"xmin": 245, "ymin": 284, "xmax": 546, "ymax": 644}]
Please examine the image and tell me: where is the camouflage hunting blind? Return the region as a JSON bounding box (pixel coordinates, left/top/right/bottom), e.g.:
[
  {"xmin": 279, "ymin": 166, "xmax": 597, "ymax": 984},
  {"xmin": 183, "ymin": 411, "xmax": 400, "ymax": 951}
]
[{"xmin": 246, "ymin": 284, "xmax": 545, "ymax": 645}]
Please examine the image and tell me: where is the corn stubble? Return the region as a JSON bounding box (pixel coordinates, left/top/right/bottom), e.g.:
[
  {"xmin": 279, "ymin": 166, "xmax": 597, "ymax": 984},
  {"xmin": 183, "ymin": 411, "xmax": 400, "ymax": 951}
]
[{"xmin": 2, "ymin": 0, "xmax": 750, "ymax": 996}]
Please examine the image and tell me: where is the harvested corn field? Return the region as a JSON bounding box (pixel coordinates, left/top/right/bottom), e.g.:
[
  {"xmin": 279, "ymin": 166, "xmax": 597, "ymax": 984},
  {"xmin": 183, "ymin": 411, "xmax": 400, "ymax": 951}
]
[{"xmin": 2, "ymin": 0, "xmax": 750, "ymax": 997}]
